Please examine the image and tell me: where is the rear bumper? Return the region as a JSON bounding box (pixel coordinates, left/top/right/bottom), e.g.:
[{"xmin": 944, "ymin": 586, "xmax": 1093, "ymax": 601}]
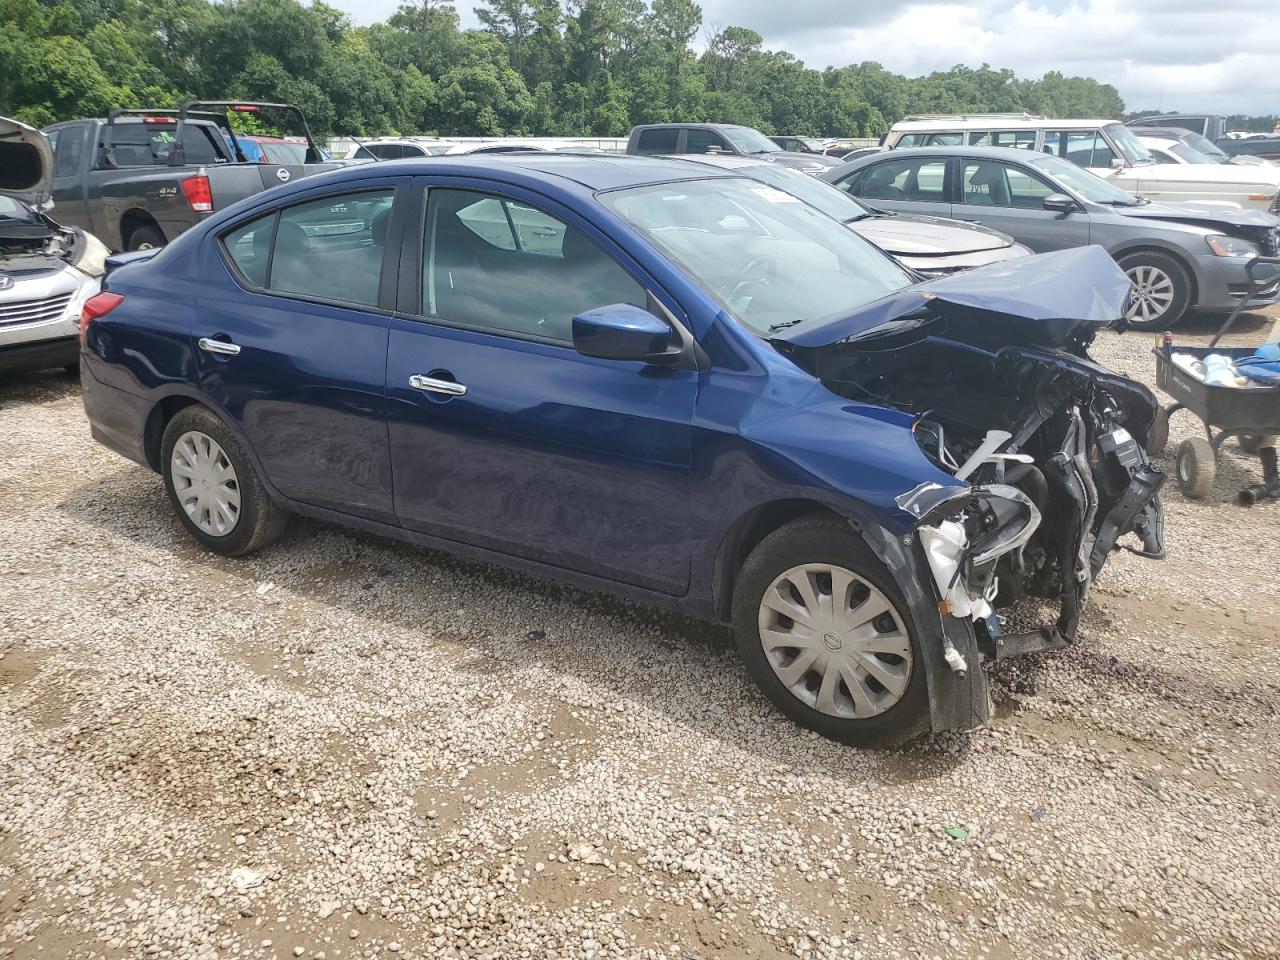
[
  {"xmin": 80, "ymin": 360, "xmax": 152, "ymax": 468},
  {"xmin": 1193, "ymin": 254, "xmax": 1280, "ymax": 311},
  {"xmin": 0, "ymin": 336, "xmax": 79, "ymax": 375}
]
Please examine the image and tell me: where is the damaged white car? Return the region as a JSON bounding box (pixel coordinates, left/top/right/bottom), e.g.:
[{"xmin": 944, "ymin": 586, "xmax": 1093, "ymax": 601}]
[{"xmin": 1, "ymin": 116, "xmax": 108, "ymax": 376}]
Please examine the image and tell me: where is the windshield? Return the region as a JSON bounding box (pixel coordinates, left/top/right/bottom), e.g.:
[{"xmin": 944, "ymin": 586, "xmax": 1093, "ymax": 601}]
[
  {"xmin": 1179, "ymin": 131, "xmax": 1229, "ymax": 161},
  {"xmin": 736, "ymin": 163, "xmax": 873, "ymax": 221},
  {"xmin": 1030, "ymin": 155, "xmax": 1140, "ymax": 204},
  {"xmin": 1167, "ymin": 142, "xmax": 1216, "ymax": 164},
  {"xmin": 723, "ymin": 126, "xmax": 781, "ymax": 155},
  {"xmin": 1104, "ymin": 123, "xmax": 1153, "ymax": 164},
  {"xmin": 601, "ymin": 177, "xmax": 912, "ymax": 334}
]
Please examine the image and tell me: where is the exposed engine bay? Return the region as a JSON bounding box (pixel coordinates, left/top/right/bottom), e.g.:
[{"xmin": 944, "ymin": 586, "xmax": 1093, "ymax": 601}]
[
  {"xmin": 0, "ymin": 204, "xmax": 107, "ymax": 275},
  {"xmin": 789, "ymin": 314, "xmax": 1166, "ymax": 663}
]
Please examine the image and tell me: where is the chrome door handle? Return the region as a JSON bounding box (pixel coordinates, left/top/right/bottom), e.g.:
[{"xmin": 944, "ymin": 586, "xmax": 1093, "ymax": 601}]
[
  {"xmin": 198, "ymin": 337, "xmax": 241, "ymax": 356},
  {"xmin": 408, "ymin": 374, "xmax": 467, "ymax": 397}
]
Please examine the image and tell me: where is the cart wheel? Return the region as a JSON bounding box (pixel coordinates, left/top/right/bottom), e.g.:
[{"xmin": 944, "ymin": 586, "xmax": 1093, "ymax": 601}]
[
  {"xmin": 1175, "ymin": 437, "xmax": 1215, "ymax": 499},
  {"xmin": 1239, "ymin": 434, "xmax": 1276, "ymax": 454},
  {"xmin": 1147, "ymin": 406, "xmax": 1171, "ymax": 456}
]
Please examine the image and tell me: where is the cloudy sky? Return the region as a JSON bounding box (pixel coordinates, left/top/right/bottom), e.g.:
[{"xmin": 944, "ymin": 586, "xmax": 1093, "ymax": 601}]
[{"xmin": 330, "ymin": 0, "xmax": 1279, "ymax": 116}]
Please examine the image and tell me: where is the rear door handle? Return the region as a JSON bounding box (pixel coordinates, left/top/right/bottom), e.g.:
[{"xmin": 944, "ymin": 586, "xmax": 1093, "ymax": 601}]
[
  {"xmin": 198, "ymin": 337, "xmax": 241, "ymax": 356},
  {"xmin": 409, "ymin": 374, "xmax": 467, "ymax": 397}
]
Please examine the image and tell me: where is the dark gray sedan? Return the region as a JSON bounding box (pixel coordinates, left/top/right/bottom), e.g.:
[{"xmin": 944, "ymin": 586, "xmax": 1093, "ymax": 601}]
[{"xmin": 821, "ymin": 146, "xmax": 1280, "ymax": 329}]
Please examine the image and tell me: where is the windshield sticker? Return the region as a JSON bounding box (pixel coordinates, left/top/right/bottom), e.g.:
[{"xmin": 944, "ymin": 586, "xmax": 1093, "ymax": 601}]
[{"xmin": 751, "ymin": 187, "xmax": 800, "ymax": 203}]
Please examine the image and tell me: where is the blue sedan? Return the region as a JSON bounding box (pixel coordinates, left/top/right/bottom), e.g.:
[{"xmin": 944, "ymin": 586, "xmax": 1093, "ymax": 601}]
[{"xmin": 78, "ymin": 155, "xmax": 1166, "ymax": 746}]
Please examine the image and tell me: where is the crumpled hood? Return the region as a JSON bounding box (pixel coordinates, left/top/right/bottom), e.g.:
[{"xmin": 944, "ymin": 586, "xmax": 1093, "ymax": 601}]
[
  {"xmin": 0, "ymin": 116, "xmax": 54, "ymax": 208},
  {"xmin": 853, "ymin": 213, "xmax": 1014, "ymax": 256},
  {"xmin": 1110, "ymin": 200, "xmax": 1279, "ymax": 232},
  {"xmin": 774, "ymin": 245, "xmax": 1131, "ymax": 349}
]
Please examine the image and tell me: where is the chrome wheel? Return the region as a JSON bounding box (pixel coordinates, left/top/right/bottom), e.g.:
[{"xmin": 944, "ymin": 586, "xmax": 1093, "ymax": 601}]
[
  {"xmin": 1125, "ymin": 264, "xmax": 1176, "ymax": 325},
  {"xmin": 757, "ymin": 563, "xmax": 912, "ymax": 719},
  {"xmin": 170, "ymin": 431, "xmax": 241, "ymax": 536}
]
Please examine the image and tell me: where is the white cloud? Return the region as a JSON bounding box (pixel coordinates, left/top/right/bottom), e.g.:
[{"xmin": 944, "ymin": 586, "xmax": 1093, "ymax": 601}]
[{"xmin": 325, "ymin": 0, "xmax": 1280, "ymax": 115}]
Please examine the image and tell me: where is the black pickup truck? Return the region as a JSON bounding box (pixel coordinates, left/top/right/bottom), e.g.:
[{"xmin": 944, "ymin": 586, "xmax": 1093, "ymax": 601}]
[{"xmin": 41, "ymin": 102, "xmax": 344, "ymax": 251}]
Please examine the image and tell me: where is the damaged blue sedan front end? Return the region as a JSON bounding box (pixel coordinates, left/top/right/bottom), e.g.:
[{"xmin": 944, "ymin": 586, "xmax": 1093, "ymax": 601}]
[{"xmin": 771, "ymin": 246, "xmax": 1166, "ymax": 684}]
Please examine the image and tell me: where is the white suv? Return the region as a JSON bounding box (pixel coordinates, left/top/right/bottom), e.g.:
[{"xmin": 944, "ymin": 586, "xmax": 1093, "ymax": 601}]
[{"xmin": 884, "ymin": 114, "xmax": 1280, "ymax": 213}]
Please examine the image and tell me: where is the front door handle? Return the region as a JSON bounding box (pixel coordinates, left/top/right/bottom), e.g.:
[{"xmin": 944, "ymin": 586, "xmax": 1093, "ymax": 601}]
[
  {"xmin": 409, "ymin": 374, "xmax": 467, "ymax": 397},
  {"xmin": 198, "ymin": 337, "xmax": 241, "ymax": 356}
]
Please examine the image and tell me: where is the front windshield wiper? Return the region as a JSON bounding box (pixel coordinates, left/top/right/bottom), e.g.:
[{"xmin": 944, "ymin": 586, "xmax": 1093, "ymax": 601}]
[
  {"xmin": 843, "ymin": 214, "xmax": 872, "ymax": 223},
  {"xmin": 767, "ymin": 318, "xmax": 804, "ymax": 332}
]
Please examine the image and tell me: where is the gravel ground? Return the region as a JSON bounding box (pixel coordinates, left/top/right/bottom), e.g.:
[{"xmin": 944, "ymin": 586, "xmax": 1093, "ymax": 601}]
[{"xmin": 2, "ymin": 307, "xmax": 1278, "ymax": 960}]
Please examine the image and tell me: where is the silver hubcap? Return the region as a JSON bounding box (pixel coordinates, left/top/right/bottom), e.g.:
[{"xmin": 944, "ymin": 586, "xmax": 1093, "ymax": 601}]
[
  {"xmin": 1125, "ymin": 264, "xmax": 1176, "ymax": 324},
  {"xmin": 170, "ymin": 431, "xmax": 241, "ymax": 536},
  {"xmin": 757, "ymin": 563, "xmax": 912, "ymax": 719}
]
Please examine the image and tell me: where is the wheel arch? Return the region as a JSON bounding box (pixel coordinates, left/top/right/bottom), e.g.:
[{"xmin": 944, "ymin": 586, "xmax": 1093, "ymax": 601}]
[
  {"xmin": 711, "ymin": 498, "xmax": 852, "ymax": 622},
  {"xmin": 120, "ymin": 209, "xmax": 165, "ymax": 251},
  {"xmin": 142, "ymin": 395, "xmax": 201, "ymax": 471},
  {"xmin": 1111, "ymin": 243, "xmax": 1200, "ymax": 308}
]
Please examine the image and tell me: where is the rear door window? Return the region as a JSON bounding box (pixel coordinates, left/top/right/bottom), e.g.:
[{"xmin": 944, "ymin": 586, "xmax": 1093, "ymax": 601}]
[
  {"xmin": 849, "ymin": 157, "xmax": 948, "ymax": 202},
  {"xmin": 1046, "ymin": 130, "xmax": 1118, "ymax": 167},
  {"xmin": 897, "ymin": 132, "xmax": 963, "ymax": 147},
  {"xmin": 969, "ymin": 130, "xmax": 1036, "ymax": 150},
  {"xmin": 222, "ymin": 189, "xmax": 395, "ymax": 306},
  {"xmin": 635, "ymin": 128, "xmax": 679, "ymax": 154},
  {"xmin": 52, "ymin": 125, "xmax": 85, "ymax": 178}
]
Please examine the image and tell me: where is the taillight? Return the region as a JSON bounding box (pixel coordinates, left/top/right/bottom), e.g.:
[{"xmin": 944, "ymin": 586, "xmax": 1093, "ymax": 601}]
[
  {"xmin": 181, "ymin": 174, "xmax": 214, "ymax": 213},
  {"xmin": 80, "ymin": 292, "xmax": 124, "ymax": 345}
]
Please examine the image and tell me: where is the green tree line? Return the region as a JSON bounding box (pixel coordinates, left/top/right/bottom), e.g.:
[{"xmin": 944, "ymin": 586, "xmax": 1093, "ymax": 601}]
[{"xmin": 1, "ymin": 0, "xmax": 1132, "ymax": 138}]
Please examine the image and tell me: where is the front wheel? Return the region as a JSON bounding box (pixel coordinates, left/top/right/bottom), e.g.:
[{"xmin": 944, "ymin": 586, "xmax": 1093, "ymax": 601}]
[
  {"xmin": 1118, "ymin": 251, "xmax": 1193, "ymax": 331},
  {"xmin": 731, "ymin": 516, "xmax": 929, "ymax": 748},
  {"xmin": 160, "ymin": 405, "xmax": 289, "ymax": 556}
]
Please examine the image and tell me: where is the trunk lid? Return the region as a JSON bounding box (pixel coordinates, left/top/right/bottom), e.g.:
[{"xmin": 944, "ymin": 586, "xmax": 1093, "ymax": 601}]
[
  {"xmin": 853, "ymin": 213, "xmax": 1014, "ymax": 256},
  {"xmin": 0, "ymin": 116, "xmax": 54, "ymax": 209}
]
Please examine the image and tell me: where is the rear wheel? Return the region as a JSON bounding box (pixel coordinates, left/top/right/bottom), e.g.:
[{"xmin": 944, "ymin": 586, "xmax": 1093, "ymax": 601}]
[
  {"xmin": 731, "ymin": 516, "xmax": 929, "ymax": 748},
  {"xmin": 1175, "ymin": 437, "xmax": 1215, "ymax": 499},
  {"xmin": 1118, "ymin": 251, "xmax": 1192, "ymax": 331},
  {"xmin": 127, "ymin": 225, "xmax": 165, "ymax": 251},
  {"xmin": 160, "ymin": 406, "xmax": 288, "ymax": 556}
]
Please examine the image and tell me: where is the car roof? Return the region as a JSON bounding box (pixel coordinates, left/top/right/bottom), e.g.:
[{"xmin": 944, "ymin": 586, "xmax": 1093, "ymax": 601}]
[
  {"xmin": 324, "ymin": 153, "xmax": 741, "ymax": 192},
  {"xmin": 891, "ymin": 117, "xmax": 1121, "ymax": 132},
  {"xmin": 852, "ymin": 145, "xmax": 1062, "ymax": 162}
]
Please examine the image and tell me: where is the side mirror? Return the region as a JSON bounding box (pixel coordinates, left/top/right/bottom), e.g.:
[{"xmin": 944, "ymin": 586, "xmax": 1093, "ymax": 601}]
[
  {"xmin": 1042, "ymin": 193, "xmax": 1077, "ymax": 213},
  {"xmin": 1110, "ymin": 157, "xmax": 1126, "ymax": 170},
  {"xmin": 572, "ymin": 303, "xmax": 678, "ymax": 364}
]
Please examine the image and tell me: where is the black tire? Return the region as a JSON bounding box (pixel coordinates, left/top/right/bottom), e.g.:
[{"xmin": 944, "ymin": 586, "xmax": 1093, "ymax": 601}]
[
  {"xmin": 730, "ymin": 515, "xmax": 930, "ymax": 748},
  {"xmin": 127, "ymin": 224, "xmax": 166, "ymax": 251},
  {"xmin": 1147, "ymin": 405, "xmax": 1170, "ymax": 456},
  {"xmin": 64, "ymin": 361, "xmax": 80, "ymax": 377},
  {"xmin": 1117, "ymin": 251, "xmax": 1193, "ymax": 331},
  {"xmin": 1239, "ymin": 434, "xmax": 1276, "ymax": 454},
  {"xmin": 160, "ymin": 405, "xmax": 289, "ymax": 556},
  {"xmin": 1175, "ymin": 437, "xmax": 1215, "ymax": 499}
]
